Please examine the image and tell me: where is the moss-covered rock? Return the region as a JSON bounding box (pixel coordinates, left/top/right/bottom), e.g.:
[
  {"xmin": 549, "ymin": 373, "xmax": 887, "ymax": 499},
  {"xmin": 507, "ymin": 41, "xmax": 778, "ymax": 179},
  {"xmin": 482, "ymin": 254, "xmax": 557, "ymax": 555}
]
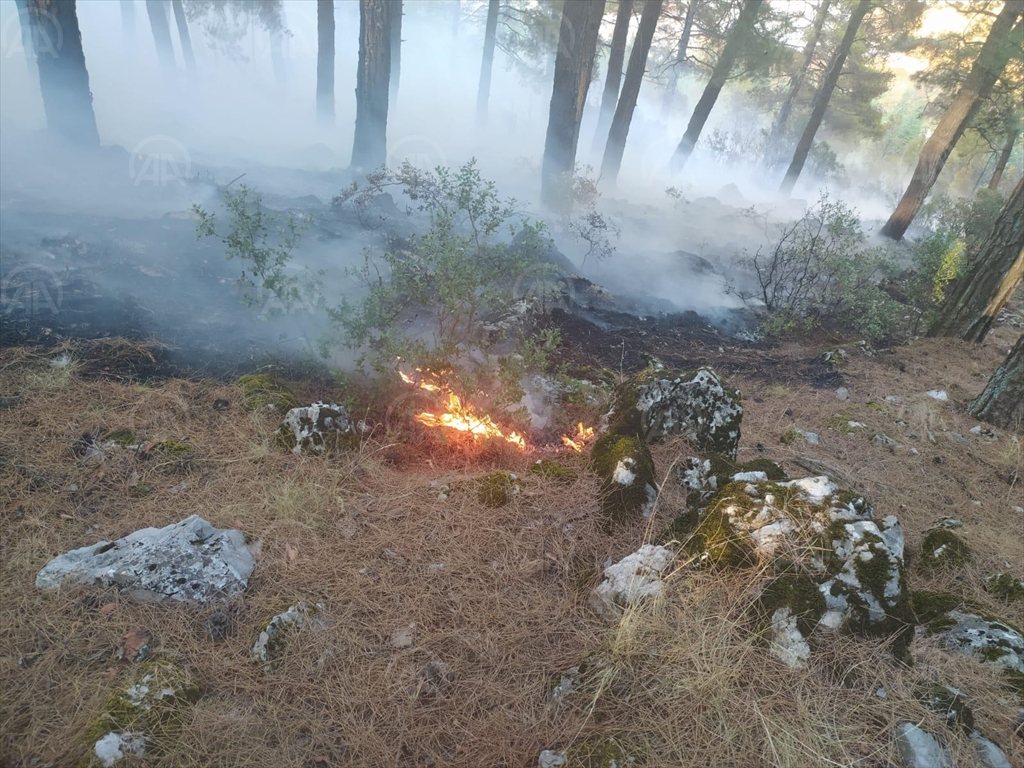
[
  {"xmin": 589, "ymin": 434, "xmax": 658, "ymax": 524},
  {"xmin": 477, "ymin": 471, "xmax": 521, "ymax": 508},
  {"xmin": 675, "ymin": 454, "xmax": 786, "ymax": 511},
  {"xmin": 916, "ymin": 683, "xmax": 975, "ymax": 732},
  {"xmin": 251, "ymin": 601, "xmax": 324, "ymax": 668},
  {"xmin": 910, "ymin": 590, "xmax": 963, "ymax": 626},
  {"xmin": 237, "ymin": 373, "xmax": 298, "ymax": 412},
  {"xmin": 276, "ymin": 402, "xmax": 355, "ymax": 455},
  {"xmin": 80, "ymin": 661, "xmax": 199, "ymax": 767},
  {"xmin": 541, "ymin": 737, "xmax": 636, "ymax": 768},
  {"xmin": 591, "ymin": 544, "xmax": 675, "ymax": 617},
  {"xmin": 103, "ymin": 429, "xmax": 140, "ymax": 448},
  {"xmin": 920, "ymin": 528, "xmax": 972, "ymax": 571},
  {"xmin": 757, "ymin": 573, "xmax": 827, "ymax": 668},
  {"xmin": 606, "ymin": 367, "xmax": 743, "ymax": 458},
  {"xmin": 529, "ymin": 459, "xmax": 577, "ymax": 483},
  {"xmin": 925, "ymin": 610, "xmax": 1024, "ymax": 674},
  {"xmin": 985, "ymin": 573, "xmax": 1024, "ymax": 604}
]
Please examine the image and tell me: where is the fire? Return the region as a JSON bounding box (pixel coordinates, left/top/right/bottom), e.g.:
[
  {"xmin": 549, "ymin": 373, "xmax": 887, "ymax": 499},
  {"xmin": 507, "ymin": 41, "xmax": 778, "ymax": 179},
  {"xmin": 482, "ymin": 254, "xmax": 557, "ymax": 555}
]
[
  {"xmin": 561, "ymin": 422, "xmax": 595, "ymax": 452},
  {"xmin": 400, "ymin": 371, "xmax": 527, "ymax": 449}
]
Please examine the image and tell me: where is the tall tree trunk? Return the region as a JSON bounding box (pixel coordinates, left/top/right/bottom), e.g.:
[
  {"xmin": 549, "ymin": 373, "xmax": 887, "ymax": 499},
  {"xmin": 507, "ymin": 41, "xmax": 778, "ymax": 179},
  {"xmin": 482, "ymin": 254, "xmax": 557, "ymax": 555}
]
[
  {"xmin": 601, "ymin": 0, "xmax": 662, "ymax": 185},
  {"xmin": 145, "ymin": 0, "xmax": 176, "ymax": 75},
  {"xmin": 766, "ymin": 0, "xmax": 831, "ymax": 157},
  {"xmin": 592, "ymin": 0, "xmax": 634, "ymax": 154},
  {"xmin": 389, "ymin": 0, "xmax": 402, "ymax": 110},
  {"xmin": 968, "ymin": 334, "xmax": 1024, "ymax": 431},
  {"xmin": 476, "ymin": 0, "xmax": 499, "ymax": 123},
  {"xmin": 881, "ymin": 5, "xmax": 1024, "ymax": 240},
  {"xmin": 27, "ymin": 0, "xmax": 100, "ymax": 147},
  {"xmin": 170, "ymin": 0, "xmax": 195, "ymax": 76},
  {"xmin": 928, "ymin": 176, "xmax": 1024, "ymax": 343},
  {"xmin": 988, "ymin": 124, "xmax": 1019, "ymax": 191},
  {"xmin": 661, "ymin": 1, "xmax": 694, "ymax": 116},
  {"xmin": 317, "ymin": 0, "xmax": 335, "ymax": 126},
  {"xmin": 352, "ymin": 0, "xmax": 393, "ymax": 170},
  {"xmin": 14, "ymin": 0, "xmax": 35, "ymax": 73},
  {"xmin": 671, "ymin": 0, "xmax": 763, "ymax": 171},
  {"xmin": 540, "ymin": 0, "xmax": 606, "ymax": 208},
  {"xmin": 120, "ymin": 0, "xmax": 136, "ymax": 51},
  {"xmin": 778, "ymin": 0, "xmax": 871, "ymax": 196}
]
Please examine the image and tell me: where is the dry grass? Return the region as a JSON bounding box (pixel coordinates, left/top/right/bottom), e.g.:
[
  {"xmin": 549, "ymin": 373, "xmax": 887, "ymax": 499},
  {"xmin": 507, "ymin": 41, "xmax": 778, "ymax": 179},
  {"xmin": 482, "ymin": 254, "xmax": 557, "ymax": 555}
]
[{"xmin": 1, "ymin": 323, "xmax": 1021, "ymax": 767}]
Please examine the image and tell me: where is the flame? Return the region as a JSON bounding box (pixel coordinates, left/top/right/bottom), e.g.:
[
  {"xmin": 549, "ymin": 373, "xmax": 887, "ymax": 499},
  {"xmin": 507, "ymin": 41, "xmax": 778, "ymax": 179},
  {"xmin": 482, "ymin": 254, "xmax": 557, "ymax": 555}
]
[
  {"xmin": 400, "ymin": 372, "xmax": 527, "ymax": 449},
  {"xmin": 561, "ymin": 422, "xmax": 595, "ymax": 452}
]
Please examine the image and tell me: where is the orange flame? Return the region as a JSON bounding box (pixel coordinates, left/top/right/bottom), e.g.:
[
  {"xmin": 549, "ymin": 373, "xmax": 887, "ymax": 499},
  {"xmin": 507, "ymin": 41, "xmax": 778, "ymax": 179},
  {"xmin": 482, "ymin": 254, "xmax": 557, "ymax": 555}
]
[
  {"xmin": 400, "ymin": 372, "xmax": 527, "ymax": 449},
  {"xmin": 561, "ymin": 422, "xmax": 595, "ymax": 452}
]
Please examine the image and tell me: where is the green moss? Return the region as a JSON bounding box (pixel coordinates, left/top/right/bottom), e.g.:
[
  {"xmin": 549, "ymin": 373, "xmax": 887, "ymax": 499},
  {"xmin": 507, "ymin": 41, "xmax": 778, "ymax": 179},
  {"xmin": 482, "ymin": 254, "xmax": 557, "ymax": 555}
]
[
  {"xmin": 563, "ymin": 737, "xmax": 634, "ymax": 768},
  {"xmin": 529, "ymin": 459, "xmax": 577, "ymax": 483},
  {"xmin": 104, "ymin": 429, "xmax": 139, "ymax": 447},
  {"xmin": 79, "ymin": 661, "xmax": 199, "ymax": 767},
  {"xmin": 910, "ymin": 590, "xmax": 962, "ymax": 626},
  {"xmin": 156, "ymin": 440, "xmax": 192, "ymax": 456},
  {"xmin": 687, "ymin": 505, "xmax": 753, "ymax": 568},
  {"xmin": 916, "ymin": 683, "xmax": 974, "ymax": 732},
  {"xmin": 477, "ymin": 471, "xmax": 521, "ymax": 508},
  {"xmin": 919, "ymin": 528, "xmax": 972, "ymax": 571},
  {"xmin": 985, "ymin": 573, "xmax": 1024, "ymax": 604},
  {"xmin": 758, "ymin": 573, "xmax": 826, "ymax": 637},
  {"xmin": 236, "ymin": 373, "xmax": 297, "ymax": 412},
  {"xmin": 780, "ymin": 429, "xmax": 805, "ymax": 445},
  {"xmin": 589, "ymin": 433, "xmax": 657, "ymax": 524},
  {"xmin": 826, "ymin": 413, "xmax": 861, "ymax": 433},
  {"xmin": 706, "ymin": 453, "xmax": 786, "ymax": 482},
  {"xmin": 865, "ymin": 401, "xmax": 885, "ymax": 412}
]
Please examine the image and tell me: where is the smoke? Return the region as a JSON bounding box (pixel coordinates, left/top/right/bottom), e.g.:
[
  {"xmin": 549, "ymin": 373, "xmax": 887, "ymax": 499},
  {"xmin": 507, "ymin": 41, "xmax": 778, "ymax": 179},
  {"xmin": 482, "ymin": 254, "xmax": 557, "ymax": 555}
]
[{"xmin": 0, "ymin": 0, "xmax": 891, "ymax": 370}]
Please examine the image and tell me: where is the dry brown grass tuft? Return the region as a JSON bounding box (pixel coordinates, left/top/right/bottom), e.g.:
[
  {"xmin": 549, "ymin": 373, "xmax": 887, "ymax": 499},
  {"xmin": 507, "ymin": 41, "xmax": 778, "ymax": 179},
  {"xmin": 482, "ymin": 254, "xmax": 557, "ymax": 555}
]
[{"xmin": 1, "ymin": 324, "xmax": 1021, "ymax": 767}]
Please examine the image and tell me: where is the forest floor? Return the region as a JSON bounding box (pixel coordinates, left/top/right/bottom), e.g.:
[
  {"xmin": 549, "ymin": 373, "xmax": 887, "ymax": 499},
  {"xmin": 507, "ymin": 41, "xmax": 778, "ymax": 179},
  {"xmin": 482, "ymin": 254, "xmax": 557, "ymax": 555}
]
[{"xmin": 1, "ymin": 302, "xmax": 1022, "ymax": 767}]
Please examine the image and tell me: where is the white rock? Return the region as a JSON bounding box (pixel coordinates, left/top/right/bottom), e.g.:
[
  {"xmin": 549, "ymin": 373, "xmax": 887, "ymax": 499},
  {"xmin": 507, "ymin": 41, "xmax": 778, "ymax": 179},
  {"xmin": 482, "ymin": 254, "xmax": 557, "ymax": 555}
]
[
  {"xmin": 94, "ymin": 732, "xmax": 147, "ymax": 767},
  {"xmin": 538, "ymin": 750, "xmax": 567, "ymax": 768},
  {"xmin": 835, "ymin": 387, "xmax": 849, "ymax": 401},
  {"xmin": 732, "ymin": 471, "xmax": 768, "ymax": 482},
  {"xmin": 252, "ymin": 602, "xmax": 324, "ymax": 664},
  {"xmin": 780, "ymin": 475, "xmax": 837, "ymax": 503},
  {"xmin": 769, "ymin": 607, "xmax": 811, "ymax": 668},
  {"xmin": 969, "ymin": 731, "xmax": 1011, "ymax": 768},
  {"xmin": 926, "ymin": 390, "xmax": 948, "ymax": 401},
  {"xmin": 795, "ymin": 428, "xmax": 820, "ymax": 445},
  {"xmin": 612, "ymin": 460, "xmax": 637, "ymax": 486},
  {"xmin": 592, "ymin": 545, "xmax": 675, "ymax": 616},
  {"xmin": 895, "ymin": 723, "xmax": 951, "ymax": 768},
  {"xmin": 279, "ymin": 401, "xmax": 352, "ymax": 454},
  {"xmin": 36, "ymin": 516, "xmax": 255, "ymax": 605},
  {"xmin": 936, "ymin": 611, "xmax": 1024, "ymax": 673}
]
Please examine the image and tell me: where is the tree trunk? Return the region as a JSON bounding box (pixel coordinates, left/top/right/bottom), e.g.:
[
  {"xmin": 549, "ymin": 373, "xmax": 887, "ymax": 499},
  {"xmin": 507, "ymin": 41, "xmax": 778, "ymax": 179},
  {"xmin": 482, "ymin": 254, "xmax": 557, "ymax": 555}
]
[
  {"xmin": 145, "ymin": 0, "xmax": 176, "ymax": 75},
  {"xmin": 14, "ymin": 0, "xmax": 35, "ymax": 74},
  {"xmin": 352, "ymin": 0, "xmax": 393, "ymax": 170},
  {"xmin": 881, "ymin": 5, "xmax": 1024, "ymax": 241},
  {"xmin": 120, "ymin": 0, "xmax": 135, "ymax": 51},
  {"xmin": 767, "ymin": 0, "xmax": 831, "ymax": 157},
  {"xmin": 929, "ymin": 176, "xmax": 1024, "ymax": 343},
  {"xmin": 988, "ymin": 125, "xmax": 1019, "ymax": 191},
  {"xmin": 389, "ymin": 0, "xmax": 402, "ymax": 110},
  {"xmin": 592, "ymin": 0, "xmax": 634, "ymax": 154},
  {"xmin": 170, "ymin": 0, "xmax": 195, "ymax": 76},
  {"xmin": 671, "ymin": 0, "xmax": 763, "ymax": 171},
  {"xmin": 778, "ymin": 0, "xmax": 871, "ymax": 196},
  {"xmin": 661, "ymin": 1, "xmax": 694, "ymax": 116},
  {"xmin": 968, "ymin": 334, "xmax": 1024, "ymax": 431},
  {"xmin": 317, "ymin": 0, "xmax": 335, "ymax": 126},
  {"xmin": 27, "ymin": 0, "xmax": 100, "ymax": 147},
  {"xmin": 600, "ymin": 0, "xmax": 662, "ymax": 185},
  {"xmin": 476, "ymin": 0, "xmax": 499, "ymax": 123},
  {"xmin": 540, "ymin": 0, "xmax": 606, "ymax": 208}
]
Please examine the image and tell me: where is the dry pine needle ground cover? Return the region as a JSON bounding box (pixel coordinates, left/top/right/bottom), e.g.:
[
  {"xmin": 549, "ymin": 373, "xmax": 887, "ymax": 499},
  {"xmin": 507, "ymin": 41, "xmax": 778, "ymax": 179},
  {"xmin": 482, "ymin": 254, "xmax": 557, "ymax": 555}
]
[{"xmin": 0, "ymin": 322, "xmax": 1021, "ymax": 768}]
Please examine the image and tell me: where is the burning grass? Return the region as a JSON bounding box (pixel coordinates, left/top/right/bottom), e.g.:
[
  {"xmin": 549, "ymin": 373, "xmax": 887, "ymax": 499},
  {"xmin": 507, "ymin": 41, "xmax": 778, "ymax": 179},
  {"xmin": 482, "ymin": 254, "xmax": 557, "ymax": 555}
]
[{"xmin": 1, "ymin": 324, "xmax": 1022, "ymax": 766}]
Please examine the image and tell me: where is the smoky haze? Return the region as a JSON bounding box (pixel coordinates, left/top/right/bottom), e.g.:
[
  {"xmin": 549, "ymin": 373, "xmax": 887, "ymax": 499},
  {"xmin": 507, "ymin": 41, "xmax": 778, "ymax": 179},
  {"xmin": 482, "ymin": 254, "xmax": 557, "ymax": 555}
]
[{"xmin": 0, "ymin": 0, "xmax": 879, "ymax": 369}]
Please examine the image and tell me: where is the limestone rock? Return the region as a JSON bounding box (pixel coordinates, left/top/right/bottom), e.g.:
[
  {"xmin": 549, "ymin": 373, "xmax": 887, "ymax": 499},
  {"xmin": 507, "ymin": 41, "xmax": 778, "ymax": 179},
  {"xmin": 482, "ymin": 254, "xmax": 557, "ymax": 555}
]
[
  {"xmin": 277, "ymin": 401, "xmax": 354, "ymax": 454},
  {"xmin": 895, "ymin": 723, "xmax": 951, "ymax": 768},
  {"xmin": 920, "ymin": 527, "xmax": 972, "ymax": 570},
  {"xmin": 592, "ymin": 544, "xmax": 675, "ymax": 617},
  {"xmin": 607, "ymin": 367, "xmax": 742, "ymax": 458},
  {"xmin": 931, "ymin": 610, "xmax": 1024, "ymax": 673},
  {"xmin": 969, "ymin": 731, "xmax": 1012, "ymax": 768},
  {"xmin": 36, "ymin": 515, "xmax": 255, "ymax": 605},
  {"xmin": 251, "ymin": 602, "xmax": 324, "ymax": 666},
  {"xmin": 675, "ymin": 454, "xmax": 786, "ymax": 512},
  {"xmin": 590, "ymin": 434, "xmax": 658, "ymax": 523}
]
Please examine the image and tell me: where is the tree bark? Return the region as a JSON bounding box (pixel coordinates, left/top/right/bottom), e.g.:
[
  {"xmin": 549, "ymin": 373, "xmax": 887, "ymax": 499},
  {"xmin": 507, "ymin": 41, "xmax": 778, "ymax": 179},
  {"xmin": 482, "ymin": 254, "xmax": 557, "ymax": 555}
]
[
  {"xmin": 928, "ymin": 176, "xmax": 1024, "ymax": 343},
  {"xmin": 476, "ymin": 0, "xmax": 499, "ymax": 123},
  {"xmin": 352, "ymin": 0, "xmax": 393, "ymax": 170},
  {"xmin": 592, "ymin": 0, "xmax": 634, "ymax": 154},
  {"xmin": 145, "ymin": 0, "xmax": 176, "ymax": 75},
  {"xmin": 120, "ymin": 0, "xmax": 135, "ymax": 51},
  {"xmin": 540, "ymin": 0, "xmax": 606, "ymax": 208},
  {"xmin": 600, "ymin": 0, "xmax": 662, "ymax": 185},
  {"xmin": 881, "ymin": 5, "xmax": 1024, "ymax": 240},
  {"xmin": 671, "ymin": 0, "xmax": 763, "ymax": 171},
  {"xmin": 778, "ymin": 0, "xmax": 871, "ymax": 196},
  {"xmin": 662, "ymin": 1, "xmax": 694, "ymax": 115},
  {"xmin": 968, "ymin": 334, "xmax": 1024, "ymax": 431},
  {"xmin": 767, "ymin": 0, "xmax": 831, "ymax": 156},
  {"xmin": 170, "ymin": 0, "xmax": 195, "ymax": 77},
  {"xmin": 988, "ymin": 124, "xmax": 1019, "ymax": 191},
  {"xmin": 389, "ymin": 0, "xmax": 402, "ymax": 110},
  {"xmin": 317, "ymin": 0, "xmax": 335, "ymax": 126},
  {"xmin": 27, "ymin": 0, "xmax": 100, "ymax": 147}
]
